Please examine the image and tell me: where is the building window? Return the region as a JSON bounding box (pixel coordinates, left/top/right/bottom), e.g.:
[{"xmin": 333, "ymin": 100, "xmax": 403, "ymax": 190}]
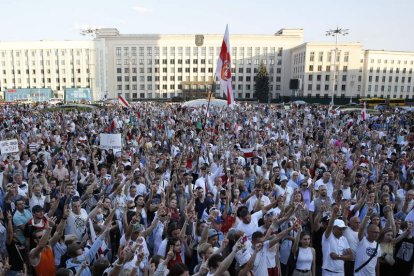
[
  {"xmin": 309, "ymin": 65, "xmax": 314, "ymax": 71},
  {"xmin": 116, "ymin": 47, "xmax": 121, "ymax": 56}
]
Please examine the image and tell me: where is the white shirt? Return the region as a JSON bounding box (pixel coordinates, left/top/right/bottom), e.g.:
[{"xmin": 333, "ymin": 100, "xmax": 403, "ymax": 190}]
[
  {"xmin": 29, "ymin": 194, "xmax": 46, "ymax": 210},
  {"xmin": 322, "ymin": 232, "xmax": 350, "ymax": 272},
  {"xmin": 343, "ymin": 227, "xmax": 359, "ymax": 259},
  {"xmin": 250, "ymin": 240, "xmax": 273, "ymax": 275},
  {"xmin": 296, "ymin": 247, "xmax": 313, "ymax": 270},
  {"xmin": 245, "ymin": 195, "xmax": 270, "ymax": 212},
  {"xmin": 235, "ymin": 210, "xmax": 263, "ymax": 240},
  {"xmin": 65, "ymin": 209, "xmax": 88, "ymax": 241},
  {"xmin": 275, "ymin": 185, "xmax": 294, "ymax": 206},
  {"xmin": 354, "ymin": 237, "xmax": 381, "ymax": 276}
]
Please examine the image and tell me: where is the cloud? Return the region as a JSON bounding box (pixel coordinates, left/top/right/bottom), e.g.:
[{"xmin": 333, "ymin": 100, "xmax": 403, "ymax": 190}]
[{"xmin": 133, "ymin": 5, "xmax": 150, "ymax": 13}]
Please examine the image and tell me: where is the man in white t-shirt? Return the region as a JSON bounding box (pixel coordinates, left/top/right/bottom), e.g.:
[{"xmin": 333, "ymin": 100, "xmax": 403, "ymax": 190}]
[
  {"xmin": 343, "ymin": 216, "xmax": 361, "ymax": 275},
  {"xmin": 322, "ymin": 207, "xmax": 353, "ymax": 276},
  {"xmin": 354, "ymin": 208, "xmax": 381, "ymax": 276},
  {"xmin": 235, "ymin": 202, "xmax": 277, "ymax": 240},
  {"xmin": 245, "ymin": 184, "xmax": 271, "ymax": 212},
  {"xmin": 250, "ymin": 225, "xmax": 295, "ymax": 275},
  {"xmin": 275, "ymin": 176, "xmax": 294, "ymax": 206}
]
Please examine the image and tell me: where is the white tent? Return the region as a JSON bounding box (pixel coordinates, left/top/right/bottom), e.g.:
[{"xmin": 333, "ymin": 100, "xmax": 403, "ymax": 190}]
[{"xmin": 182, "ymin": 99, "xmax": 228, "ymax": 108}]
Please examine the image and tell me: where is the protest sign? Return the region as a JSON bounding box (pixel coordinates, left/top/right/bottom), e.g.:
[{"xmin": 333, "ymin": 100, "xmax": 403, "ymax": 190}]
[{"xmin": 0, "ymin": 139, "xmax": 19, "ymax": 154}]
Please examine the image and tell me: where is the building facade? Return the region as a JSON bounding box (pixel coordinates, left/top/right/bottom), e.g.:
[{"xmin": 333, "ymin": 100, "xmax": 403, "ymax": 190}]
[
  {"xmin": 362, "ymin": 50, "xmax": 414, "ymax": 99},
  {"xmin": 94, "ymin": 28, "xmax": 304, "ymax": 101},
  {"xmin": 1, "ymin": 29, "xmax": 414, "ymax": 102},
  {"xmin": 0, "ymin": 41, "xmax": 97, "ymax": 100},
  {"xmin": 291, "ymin": 42, "xmax": 364, "ymax": 101}
]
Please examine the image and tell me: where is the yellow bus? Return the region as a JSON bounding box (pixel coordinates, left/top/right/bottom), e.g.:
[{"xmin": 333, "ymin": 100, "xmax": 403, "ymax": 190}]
[{"xmin": 359, "ymin": 98, "xmax": 405, "ymax": 108}]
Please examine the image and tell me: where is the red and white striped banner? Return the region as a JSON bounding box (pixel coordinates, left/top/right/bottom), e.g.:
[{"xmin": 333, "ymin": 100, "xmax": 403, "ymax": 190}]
[{"xmin": 118, "ymin": 95, "xmax": 131, "ymax": 108}]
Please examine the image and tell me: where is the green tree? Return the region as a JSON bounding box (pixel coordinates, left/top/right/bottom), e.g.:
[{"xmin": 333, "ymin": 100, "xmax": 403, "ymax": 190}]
[{"xmin": 255, "ymin": 62, "xmax": 270, "ymax": 103}]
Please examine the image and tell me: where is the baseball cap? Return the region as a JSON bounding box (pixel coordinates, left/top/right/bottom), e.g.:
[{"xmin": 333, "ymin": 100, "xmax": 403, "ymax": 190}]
[
  {"xmin": 280, "ymin": 175, "xmax": 288, "ymax": 182},
  {"xmin": 333, "ymin": 219, "xmax": 347, "ymax": 228},
  {"xmin": 208, "ymin": 229, "xmax": 219, "ymax": 238}
]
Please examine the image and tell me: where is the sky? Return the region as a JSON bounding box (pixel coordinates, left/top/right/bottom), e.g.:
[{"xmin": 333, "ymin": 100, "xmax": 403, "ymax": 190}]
[{"xmin": 1, "ymin": 0, "xmax": 414, "ymax": 51}]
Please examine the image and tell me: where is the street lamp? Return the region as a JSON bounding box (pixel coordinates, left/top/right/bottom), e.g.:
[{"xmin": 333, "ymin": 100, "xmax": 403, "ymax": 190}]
[
  {"xmin": 326, "ymin": 27, "xmax": 349, "ymax": 105},
  {"xmin": 350, "ymin": 75, "xmax": 355, "ymax": 104}
]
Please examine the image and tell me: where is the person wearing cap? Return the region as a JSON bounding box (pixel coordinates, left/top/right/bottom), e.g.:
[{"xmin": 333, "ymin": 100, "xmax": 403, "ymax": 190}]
[
  {"xmin": 322, "ymin": 206, "xmax": 353, "ymax": 276},
  {"xmin": 275, "ymin": 175, "xmax": 294, "ymax": 206},
  {"xmin": 288, "ymin": 171, "xmax": 301, "ymax": 190}
]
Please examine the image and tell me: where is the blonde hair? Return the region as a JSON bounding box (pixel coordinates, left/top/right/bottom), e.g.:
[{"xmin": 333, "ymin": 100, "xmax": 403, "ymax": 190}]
[{"xmin": 197, "ymin": 242, "xmax": 212, "ymax": 257}]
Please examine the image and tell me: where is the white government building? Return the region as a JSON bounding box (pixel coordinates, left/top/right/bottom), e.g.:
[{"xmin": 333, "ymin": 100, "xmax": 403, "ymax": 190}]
[{"xmin": 0, "ymin": 28, "xmax": 414, "ymax": 101}]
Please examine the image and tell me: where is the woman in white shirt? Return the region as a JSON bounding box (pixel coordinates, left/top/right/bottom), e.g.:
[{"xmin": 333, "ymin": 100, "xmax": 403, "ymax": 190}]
[{"xmin": 291, "ymin": 226, "xmax": 316, "ymax": 276}]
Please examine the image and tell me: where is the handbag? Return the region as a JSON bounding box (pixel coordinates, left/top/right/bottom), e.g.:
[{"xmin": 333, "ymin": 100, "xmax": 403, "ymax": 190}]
[{"xmin": 354, "ymin": 242, "xmax": 379, "ymax": 273}]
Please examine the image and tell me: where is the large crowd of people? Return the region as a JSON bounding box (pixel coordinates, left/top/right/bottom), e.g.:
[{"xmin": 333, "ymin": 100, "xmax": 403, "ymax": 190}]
[{"xmin": 0, "ymin": 101, "xmax": 413, "ymax": 276}]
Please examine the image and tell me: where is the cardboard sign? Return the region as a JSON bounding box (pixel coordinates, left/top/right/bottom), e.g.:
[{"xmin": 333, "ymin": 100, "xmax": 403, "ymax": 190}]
[
  {"xmin": 99, "ymin": 134, "xmax": 122, "ymax": 152},
  {"xmin": 0, "ymin": 139, "xmax": 19, "ymax": 154}
]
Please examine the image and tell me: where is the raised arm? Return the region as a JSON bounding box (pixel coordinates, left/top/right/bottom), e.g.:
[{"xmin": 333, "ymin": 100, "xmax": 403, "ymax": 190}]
[
  {"xmin": 269, "ymin": 224, "xmax": 295, "ymax": 248},
  {"xmin": 140, "ymin": 217, "xmax": 159, "ymax": 238},
  {"xmin": 291, "ymin": 225, "xmax": 302, "ymax": 256},
  {"xmin": 50, "ymin": 213, "xmax": 67, "ymax": 247},
  {"xmin": 213, "ymin": 238, "xmax": 242, "ymax": 276},
  {"xmin": 324, "ymin": 205, "xmax": 339, "ymax": 239},
  {"xmin": 358, "ymin": 207, "xmax": 372, "ymax": 241},
  {"xmin": 29, "ymin": 227, "xmax": 52, "ymax": 262}
]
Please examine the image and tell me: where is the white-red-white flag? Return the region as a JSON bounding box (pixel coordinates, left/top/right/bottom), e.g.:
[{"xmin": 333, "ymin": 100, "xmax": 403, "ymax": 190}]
[
  {"xmin": 216, "ymin": 25, "xmax": 234, "ymax": 109},
  {"xmin": 361, "ymin": 102, "xmax": 368, "ymax": 121},
  {"xmin": 118, "ymin": 95, "xmax": 131, "ymax": 108}
]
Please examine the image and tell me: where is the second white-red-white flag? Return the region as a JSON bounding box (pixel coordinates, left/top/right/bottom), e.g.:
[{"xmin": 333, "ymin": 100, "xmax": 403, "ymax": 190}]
[{"xmin": 216, "ymin": 25, "xmax": 234, "ymax": 109}]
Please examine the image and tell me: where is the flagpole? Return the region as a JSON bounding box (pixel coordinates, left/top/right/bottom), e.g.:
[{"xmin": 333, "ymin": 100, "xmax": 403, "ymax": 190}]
[{"xmin": 203, "ymin": 77, "xmax": 214, "ymax": 130}]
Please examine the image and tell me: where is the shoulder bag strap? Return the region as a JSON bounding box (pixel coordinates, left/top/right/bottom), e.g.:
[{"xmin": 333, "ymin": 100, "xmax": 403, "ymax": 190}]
[{"xmin": 354, "ymin": 241, "xmax": 379, "ymax": 273}]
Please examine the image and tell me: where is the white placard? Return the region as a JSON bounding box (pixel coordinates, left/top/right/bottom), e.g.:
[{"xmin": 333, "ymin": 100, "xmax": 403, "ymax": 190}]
[
  {"xmin": 0, "ymin": 139, "xmax": 19, "ymax": 154},
  {"xmin": 99, "ymin": 134, "xmax": 122, "ymax": 152}
]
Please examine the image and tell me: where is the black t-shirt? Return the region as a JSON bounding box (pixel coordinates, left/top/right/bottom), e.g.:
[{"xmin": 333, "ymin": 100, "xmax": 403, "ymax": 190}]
[
  {"xmin": 195, "ymin": 198, "xmax": 208, "ymax": 219},
  {"xmin": 394, "ymin": 236, "xmax": 414, "ymax": 274}
]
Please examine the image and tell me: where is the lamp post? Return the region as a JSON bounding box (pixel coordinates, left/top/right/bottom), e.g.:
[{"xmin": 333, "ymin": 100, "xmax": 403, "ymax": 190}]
[
  {"xmin": 326, "ymin": 26, "xmax": 349, "ymax": 106},
  {"xmin": 350, "ymin": 75, "xmax": 355, "ymax": 104}
]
